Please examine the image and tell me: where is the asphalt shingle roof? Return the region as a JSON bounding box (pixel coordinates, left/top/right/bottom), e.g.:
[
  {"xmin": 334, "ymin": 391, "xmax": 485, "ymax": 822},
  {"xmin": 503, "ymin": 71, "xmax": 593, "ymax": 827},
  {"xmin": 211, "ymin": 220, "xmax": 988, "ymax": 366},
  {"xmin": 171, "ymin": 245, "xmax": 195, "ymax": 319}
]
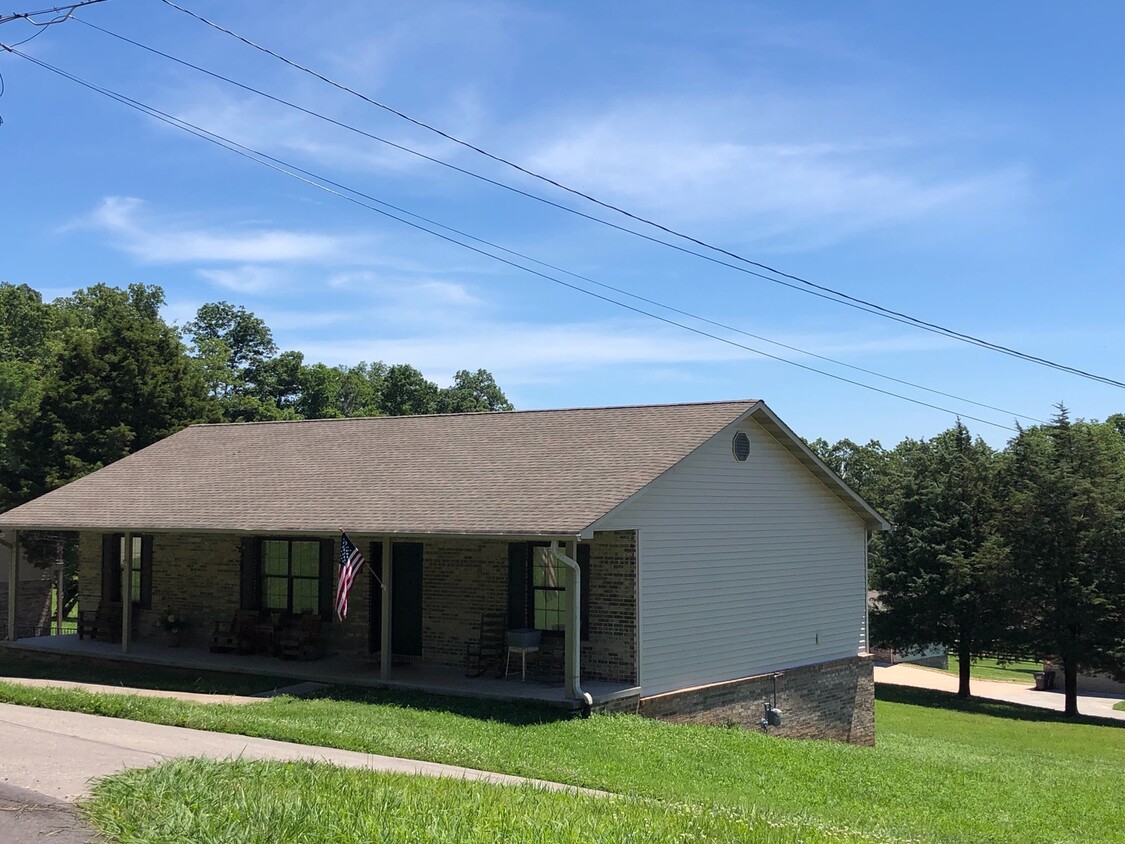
[{"xmin": 0, "ymin": 400, "xmax": 758, "ymax": 536}]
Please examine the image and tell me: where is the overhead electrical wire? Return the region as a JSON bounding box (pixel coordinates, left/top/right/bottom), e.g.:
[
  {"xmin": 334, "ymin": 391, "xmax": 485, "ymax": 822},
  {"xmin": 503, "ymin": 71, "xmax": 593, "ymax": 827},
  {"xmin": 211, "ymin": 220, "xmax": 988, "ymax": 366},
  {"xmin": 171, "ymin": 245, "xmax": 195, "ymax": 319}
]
[
  {"xmin": 0, "ymin": 0, "xmax": 106, "ymax": 26},
  {"xmin": 71, "ymin": 19, "xmax": 1045, "ymax": 425},
  {"xmin": 0, "ymin": 1, "xmax": 108, "ymax": 126},
  {"xmin": 156, "ymin": 0, "xmax": 1125, "ymax": 392},
  {"xmin": 1, "ymin": 43, "xmax": 1029, "ymax": 432},
  {"xmin": 73, "ymin": 17, "xmax": 972, "ymax": 348}
]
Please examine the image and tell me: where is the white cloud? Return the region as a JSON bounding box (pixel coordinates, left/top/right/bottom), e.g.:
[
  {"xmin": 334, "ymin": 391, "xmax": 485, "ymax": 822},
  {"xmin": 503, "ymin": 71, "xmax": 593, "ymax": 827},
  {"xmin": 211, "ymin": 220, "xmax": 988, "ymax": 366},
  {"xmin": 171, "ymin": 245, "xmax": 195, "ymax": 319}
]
[
  {"xmin": 298, "ymin": 318, "xmax": 754, "ymax": 379},
  {"xmin": 74, "ymin": 197, "xmax": 350, "ymax": 264},
  {"xmin": 522, "ymin": 96, "xmax": 1029, "ymax": 248},
  {"xmin": 327, "ymin": 271, "xmax": 478, "ymax": 306},
  {"xmin": 196, "ymin": 265, "xmax": 288, "ymax": 294}
]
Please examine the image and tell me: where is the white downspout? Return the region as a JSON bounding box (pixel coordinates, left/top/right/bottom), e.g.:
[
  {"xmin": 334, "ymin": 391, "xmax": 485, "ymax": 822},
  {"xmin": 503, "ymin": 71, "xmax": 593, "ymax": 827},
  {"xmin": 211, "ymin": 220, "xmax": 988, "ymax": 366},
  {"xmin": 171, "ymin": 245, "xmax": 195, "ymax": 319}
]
[{"xmin": 549, "ymin": 540, "xmax": 588, "ymax": 704}]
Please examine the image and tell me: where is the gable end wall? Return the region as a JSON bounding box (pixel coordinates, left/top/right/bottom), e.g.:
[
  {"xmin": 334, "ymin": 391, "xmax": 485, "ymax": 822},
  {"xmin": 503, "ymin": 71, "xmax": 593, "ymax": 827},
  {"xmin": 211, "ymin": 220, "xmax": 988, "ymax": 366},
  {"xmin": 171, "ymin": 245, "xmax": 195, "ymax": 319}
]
[{"xmin": 595, "ymin": 416, "xmax": 868, "ymax": 696}]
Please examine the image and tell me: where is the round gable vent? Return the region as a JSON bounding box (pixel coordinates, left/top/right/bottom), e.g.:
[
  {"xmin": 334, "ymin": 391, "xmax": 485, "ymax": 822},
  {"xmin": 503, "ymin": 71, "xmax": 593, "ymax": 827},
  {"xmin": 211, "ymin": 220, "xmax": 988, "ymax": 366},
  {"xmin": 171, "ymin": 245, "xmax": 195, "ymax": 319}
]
[{"xmin": 732, "ymin": 431, "xmax": 751, "ymax": 462}]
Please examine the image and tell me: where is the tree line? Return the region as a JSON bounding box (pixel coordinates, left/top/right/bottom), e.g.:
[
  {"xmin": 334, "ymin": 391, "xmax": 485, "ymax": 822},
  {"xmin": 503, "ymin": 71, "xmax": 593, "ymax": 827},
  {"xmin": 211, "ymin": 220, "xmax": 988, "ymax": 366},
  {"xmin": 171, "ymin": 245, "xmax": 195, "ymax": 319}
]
[
  {"xmin": 0, "ymin": 282, "xmax": 512, "ymax": 510},
  {"xmin": 3, "ymin": 282, "xmax": 1121, "ymax": 715},
  {"xmin": 811, "ymin": 411, "xmax": 1125, "ymax": 716}
]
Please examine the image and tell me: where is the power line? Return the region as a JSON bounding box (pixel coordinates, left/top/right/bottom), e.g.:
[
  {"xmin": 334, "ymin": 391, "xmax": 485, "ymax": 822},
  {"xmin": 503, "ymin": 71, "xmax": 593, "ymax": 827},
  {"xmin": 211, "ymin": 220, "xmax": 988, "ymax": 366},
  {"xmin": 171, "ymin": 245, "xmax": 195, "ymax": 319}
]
[
  {"xmin": 157, "ymin": 0, "xmax": 1125, "ymax": 392},
  {"xmin": 0, "ymin": 0, "xmax": 105, "ymax": 26},
  {"xmin": 65, "ymin": 24, "xmax": 1111, "ymax": 420},
  {"xmin": 2, "ymin": 44, "xmax": 1027, "ymax": 432},
  {"xmin": 72, "ymin": 19, "xmax": 1042, "ymax": 425}
]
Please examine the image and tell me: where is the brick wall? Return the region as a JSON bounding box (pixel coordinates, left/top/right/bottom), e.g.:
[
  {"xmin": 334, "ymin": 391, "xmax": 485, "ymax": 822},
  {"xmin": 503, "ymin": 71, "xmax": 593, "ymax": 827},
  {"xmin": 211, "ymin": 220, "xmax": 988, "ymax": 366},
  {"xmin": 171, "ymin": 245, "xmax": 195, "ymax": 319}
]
[
  {"xmin": 71, "ymin": 528, "xmax": 639, "ymax": 685},
  {"xmin": 533, "ymin": 530, "xmax": 638, "ymax": 685},
  {"xmin": 409, "ymin": 530, "xmax": 637, "ymax": 685},
  {"xmin": 78, "ymin": 531, "xmax": 242, "ymax": 647},
  {"xmin": 420, "ymin": 537, "xmax": 510, "ymax": 667},
  {"xmin": 635, "ymin": 655, "xmax": 875, "ymax": 745}
]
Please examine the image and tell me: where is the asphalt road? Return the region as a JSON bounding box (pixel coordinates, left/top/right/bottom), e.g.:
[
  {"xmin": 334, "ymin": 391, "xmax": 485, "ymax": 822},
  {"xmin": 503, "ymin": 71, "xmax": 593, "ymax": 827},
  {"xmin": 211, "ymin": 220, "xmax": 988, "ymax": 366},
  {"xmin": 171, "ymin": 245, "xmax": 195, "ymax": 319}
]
[{"xmin": 0, "ymin": 782, "xmax": 100, "ymax": 843}]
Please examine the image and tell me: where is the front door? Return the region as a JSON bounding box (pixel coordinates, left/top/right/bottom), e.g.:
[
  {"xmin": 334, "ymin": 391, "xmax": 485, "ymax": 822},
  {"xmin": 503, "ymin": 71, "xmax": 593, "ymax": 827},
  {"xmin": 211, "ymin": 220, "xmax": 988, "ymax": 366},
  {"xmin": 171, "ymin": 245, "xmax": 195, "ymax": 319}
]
[{"xmin": 369, "ymin": 542, "xmax": 424, "ymax": 658}]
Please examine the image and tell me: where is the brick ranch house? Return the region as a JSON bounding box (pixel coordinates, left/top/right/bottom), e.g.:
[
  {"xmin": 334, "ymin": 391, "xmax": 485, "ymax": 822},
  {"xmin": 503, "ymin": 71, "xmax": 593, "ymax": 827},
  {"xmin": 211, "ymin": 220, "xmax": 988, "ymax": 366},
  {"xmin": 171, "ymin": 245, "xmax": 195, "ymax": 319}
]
[{"xmin": 0, "ymin": 400, "xmax": 889, "ymax": 743}]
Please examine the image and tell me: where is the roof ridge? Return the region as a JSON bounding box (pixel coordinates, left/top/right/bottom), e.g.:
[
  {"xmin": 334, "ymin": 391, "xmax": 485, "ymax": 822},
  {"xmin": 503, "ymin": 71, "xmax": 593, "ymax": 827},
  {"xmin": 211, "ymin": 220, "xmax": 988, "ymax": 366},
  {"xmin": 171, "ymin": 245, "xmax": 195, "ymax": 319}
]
[{"xmin": 187, "ymin": 399, "xmax": 760, "ymax": 429}]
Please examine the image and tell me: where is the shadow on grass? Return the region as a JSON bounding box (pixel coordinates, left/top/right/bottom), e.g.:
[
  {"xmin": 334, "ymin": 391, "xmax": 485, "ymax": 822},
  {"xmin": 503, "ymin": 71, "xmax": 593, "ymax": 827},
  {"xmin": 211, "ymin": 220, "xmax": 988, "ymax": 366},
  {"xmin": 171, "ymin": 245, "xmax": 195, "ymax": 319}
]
[
  {"xmin": 0, "ymin": 652, "xmax": 289, "ymax": 697},
  {"xmin": 877, "ymin": 684, "xmax": 1125, "ymax": 729},
  {"xmin": 310, "ymin": 684, "xmax": 575, "ymax": 727}
]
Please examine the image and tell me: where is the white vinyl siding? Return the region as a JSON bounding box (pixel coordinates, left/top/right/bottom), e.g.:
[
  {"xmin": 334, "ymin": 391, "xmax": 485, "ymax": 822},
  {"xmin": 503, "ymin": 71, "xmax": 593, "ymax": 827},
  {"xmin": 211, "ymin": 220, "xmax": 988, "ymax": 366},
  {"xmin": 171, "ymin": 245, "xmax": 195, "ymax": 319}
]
[{"xmin": 593, "ymin": 417, "xmax": 868, "ymax": 696}]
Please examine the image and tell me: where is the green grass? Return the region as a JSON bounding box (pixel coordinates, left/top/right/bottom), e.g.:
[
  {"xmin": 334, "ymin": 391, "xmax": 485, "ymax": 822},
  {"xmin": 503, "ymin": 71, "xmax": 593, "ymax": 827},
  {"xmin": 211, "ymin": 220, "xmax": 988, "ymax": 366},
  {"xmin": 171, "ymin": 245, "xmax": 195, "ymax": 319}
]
[
  {"xmin": 1115, "ymin": 700, "xmax": 1125, "ymax": 712},
  {"xmin": 943, "ymin": 655, "xmax": 1042, "ymax": 684},
  {"xmin": 3, "ymin": 679, "xmax": 1123, "ymax": 843},
  {"xmin": 85, "ymin": 758, "xmax": 879, "ymax": 844},
  {"xmin": 0, "ymin": 652, "xmax": 291, "ymax": 696}
]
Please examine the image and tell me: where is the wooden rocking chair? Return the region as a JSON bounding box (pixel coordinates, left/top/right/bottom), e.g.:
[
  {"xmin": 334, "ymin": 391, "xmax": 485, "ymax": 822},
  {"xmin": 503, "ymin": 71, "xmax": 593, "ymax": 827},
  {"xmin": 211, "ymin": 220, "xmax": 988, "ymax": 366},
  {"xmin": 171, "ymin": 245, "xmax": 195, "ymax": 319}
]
[
  {"xmin": 464, "ymin": 612, "xmax": 506, "ymax": 677},
  {"xmin": 279, "ymin": 613, "xmax": 323, "ymax": 661}
]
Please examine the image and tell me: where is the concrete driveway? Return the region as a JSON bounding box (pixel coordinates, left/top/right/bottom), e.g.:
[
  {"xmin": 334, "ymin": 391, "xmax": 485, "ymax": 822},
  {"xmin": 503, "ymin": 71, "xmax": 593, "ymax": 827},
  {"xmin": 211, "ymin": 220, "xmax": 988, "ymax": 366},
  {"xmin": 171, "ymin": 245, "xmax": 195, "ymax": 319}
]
[
  {"xmin": 875, "ymin": 663, "xmax": 1125, "ymax": 721},
  {"xmin": 0, "ymin": 702, "xmax": 587, "ymax": 803},
  {"xmin": 0, "ymin": 700, "xmax": 597, "ymax": 841}
]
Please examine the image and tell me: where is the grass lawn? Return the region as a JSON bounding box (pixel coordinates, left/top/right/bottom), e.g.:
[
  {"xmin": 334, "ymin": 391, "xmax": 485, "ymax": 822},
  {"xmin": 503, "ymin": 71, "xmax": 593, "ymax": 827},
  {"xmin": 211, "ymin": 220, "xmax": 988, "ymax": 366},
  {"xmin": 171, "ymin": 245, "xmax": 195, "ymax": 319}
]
[
  {"xmin": 2, "ymin": 680, "xmax": 1123, "ymax": 843},
  {"xmin": 944, "ymin": 655, "xmax": 1042, "ymax": 684},
  {"xmin": 86, "ymin": 759, "xmax": 874, "ymax": 844},
  {"xmin": 0, "ymin": 652, "xmax": 291, "ymax": 696},
  {"xmin": 1115, "ymin": 700, "xmax": 1125, "ymax": 712}
]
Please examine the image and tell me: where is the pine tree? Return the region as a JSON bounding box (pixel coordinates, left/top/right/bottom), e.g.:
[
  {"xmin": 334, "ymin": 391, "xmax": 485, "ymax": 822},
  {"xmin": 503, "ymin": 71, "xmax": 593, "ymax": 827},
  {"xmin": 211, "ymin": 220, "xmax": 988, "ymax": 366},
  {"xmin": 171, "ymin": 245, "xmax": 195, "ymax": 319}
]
[
  {"xmin": 999, "ymin": 407, "xmax": 1125, "ymax": 715},
  {"xmin": 873, "ymin": 422, "xmax": 1007, "ymax": 697}
]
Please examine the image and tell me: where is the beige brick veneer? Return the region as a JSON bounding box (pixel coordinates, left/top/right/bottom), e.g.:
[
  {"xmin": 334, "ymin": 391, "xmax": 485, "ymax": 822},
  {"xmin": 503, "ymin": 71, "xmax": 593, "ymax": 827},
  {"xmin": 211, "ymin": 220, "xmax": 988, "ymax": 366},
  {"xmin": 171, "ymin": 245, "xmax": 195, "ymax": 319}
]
[{"xmin": 635, "ymin": 655, "xmax": 875, "ymax": 745}]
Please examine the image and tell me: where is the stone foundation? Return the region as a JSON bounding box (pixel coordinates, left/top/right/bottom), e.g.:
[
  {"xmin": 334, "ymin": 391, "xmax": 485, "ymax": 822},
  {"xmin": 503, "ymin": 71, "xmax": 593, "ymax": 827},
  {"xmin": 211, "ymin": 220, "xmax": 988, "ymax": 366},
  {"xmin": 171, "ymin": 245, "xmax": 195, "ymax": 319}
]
[{"xmin": 635, "ymin": 655, "xmax": 875, "ymax": 745}]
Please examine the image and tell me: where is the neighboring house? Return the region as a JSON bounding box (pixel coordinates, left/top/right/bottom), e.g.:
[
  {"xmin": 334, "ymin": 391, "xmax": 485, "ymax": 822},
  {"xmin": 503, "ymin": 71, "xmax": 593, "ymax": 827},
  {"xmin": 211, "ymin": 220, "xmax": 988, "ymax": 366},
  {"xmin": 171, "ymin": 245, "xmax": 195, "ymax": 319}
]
[
  {"xmin": 0, "ymin": 538, "xmax": 54, "ymax": 637},
  {"xmin": 0, "ymin": 400, "xmax": 889, "ymax": 744},
  {"xmin": 1041, "ymin": 663, "xmax": 1125, "ymax": 697},
  {"xmin": 866, "ymin": 591, "xmax": 948, "ymax": 669}
]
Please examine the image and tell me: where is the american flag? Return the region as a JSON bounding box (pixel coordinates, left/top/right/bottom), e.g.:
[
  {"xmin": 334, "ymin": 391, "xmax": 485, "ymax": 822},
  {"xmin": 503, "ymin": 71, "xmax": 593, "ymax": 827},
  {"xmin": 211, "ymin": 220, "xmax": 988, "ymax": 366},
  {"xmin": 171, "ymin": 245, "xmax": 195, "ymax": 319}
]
[{"xmin": 335, "ymin": 532, "xmax": 365, "ymax": 620}]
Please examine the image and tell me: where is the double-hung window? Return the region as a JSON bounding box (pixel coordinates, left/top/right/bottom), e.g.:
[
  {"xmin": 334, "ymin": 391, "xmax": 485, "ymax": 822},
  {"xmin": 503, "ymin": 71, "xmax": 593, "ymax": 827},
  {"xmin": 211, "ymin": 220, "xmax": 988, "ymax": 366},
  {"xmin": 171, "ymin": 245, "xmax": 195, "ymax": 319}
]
[
  {"xmin": 261, "ymin": 539, "xmax": 320, "ymax": 615},
  {"xmin": 531, "ymin": 545, "xmax": 566, "ymax": 632},
  {"xmin": 508, "ymin": 542, "xmax": 590, "ymax": 640}
]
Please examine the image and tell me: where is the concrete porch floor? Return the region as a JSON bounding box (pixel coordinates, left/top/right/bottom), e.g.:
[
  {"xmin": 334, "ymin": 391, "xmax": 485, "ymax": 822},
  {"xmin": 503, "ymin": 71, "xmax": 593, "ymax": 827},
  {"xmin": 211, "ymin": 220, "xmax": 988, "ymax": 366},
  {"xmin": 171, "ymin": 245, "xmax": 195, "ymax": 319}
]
[{"xmin": 0, "ymin": 634, "xmax": 640, "ymax": 709}]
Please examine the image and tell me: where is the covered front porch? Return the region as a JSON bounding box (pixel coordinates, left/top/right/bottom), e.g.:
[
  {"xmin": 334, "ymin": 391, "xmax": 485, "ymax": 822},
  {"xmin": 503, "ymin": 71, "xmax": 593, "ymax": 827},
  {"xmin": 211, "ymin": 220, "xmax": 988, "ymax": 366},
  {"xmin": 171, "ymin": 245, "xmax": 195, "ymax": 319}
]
[{"xmin": 0, "ymin": 633, "xmax": 639, "ymax": 709}]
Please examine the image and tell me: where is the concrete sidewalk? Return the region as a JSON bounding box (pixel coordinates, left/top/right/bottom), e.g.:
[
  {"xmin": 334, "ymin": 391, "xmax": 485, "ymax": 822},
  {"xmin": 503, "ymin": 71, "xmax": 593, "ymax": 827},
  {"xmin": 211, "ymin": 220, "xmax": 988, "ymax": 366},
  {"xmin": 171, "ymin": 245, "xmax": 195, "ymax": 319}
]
[
  {"xmin": 875, "ymin": 663, "xmax": 1125, "ymax": 721},
  {"xmin": 0, "ymin": 676, "xmax": 269, "ymax": 705},
  {"xmin": 0, "ymin": 702, "xmax": 598, "ymax": 805}
]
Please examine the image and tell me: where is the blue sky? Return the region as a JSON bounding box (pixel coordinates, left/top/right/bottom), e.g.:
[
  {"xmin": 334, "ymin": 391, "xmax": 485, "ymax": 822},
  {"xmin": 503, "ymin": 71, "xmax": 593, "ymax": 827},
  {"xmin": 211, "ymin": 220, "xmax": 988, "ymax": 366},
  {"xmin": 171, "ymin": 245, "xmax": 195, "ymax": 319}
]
[{"xmin": 2, "ymin": 1, "xmax": 1123, "ymax": 447}]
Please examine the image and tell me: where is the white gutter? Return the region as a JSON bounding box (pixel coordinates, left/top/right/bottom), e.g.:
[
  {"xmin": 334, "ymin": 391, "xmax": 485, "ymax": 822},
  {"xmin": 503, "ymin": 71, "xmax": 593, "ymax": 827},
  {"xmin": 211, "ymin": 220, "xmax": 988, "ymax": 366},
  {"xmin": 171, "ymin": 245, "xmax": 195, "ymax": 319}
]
[{"xmin": 549, "ymin": 540, "xmax": 590, "ymax": 706}]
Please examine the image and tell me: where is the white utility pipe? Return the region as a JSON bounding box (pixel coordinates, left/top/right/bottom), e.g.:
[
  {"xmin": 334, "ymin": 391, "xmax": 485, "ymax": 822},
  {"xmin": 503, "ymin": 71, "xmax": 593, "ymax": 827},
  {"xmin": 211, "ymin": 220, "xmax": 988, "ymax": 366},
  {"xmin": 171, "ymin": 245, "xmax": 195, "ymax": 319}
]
[{"xmin": 549, "ymin": 540, "xmax": 589, "ymax": 705}]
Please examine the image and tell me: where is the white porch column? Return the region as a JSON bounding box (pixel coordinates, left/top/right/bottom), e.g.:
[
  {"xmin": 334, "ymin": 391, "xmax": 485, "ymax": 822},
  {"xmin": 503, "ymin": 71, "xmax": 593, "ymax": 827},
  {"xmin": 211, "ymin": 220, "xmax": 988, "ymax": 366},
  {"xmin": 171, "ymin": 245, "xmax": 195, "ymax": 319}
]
[
  {"xmin": 380, "ymin": 536, "xmax": 392, "ymax": 680},
  {"xmin": 121, "ymin": 532, "xmax": 132, "ymax": 654},
  {"xmin": 6, "ymin": 531, "xmax": 19, "ymax": 641}
]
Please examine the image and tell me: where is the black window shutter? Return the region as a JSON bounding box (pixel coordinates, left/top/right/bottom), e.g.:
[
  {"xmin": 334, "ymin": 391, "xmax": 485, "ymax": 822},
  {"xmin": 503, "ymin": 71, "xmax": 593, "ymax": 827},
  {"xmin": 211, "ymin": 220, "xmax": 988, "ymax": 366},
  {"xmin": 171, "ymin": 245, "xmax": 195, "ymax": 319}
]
[
  {"xmin": 239, "ymin": 538, "xmax": 260, "ymax": 611},
  {"xmin": 507, "ymin": 542, "xmax": 528, "ymax": 629},
  {"xmin": 139, "ymin": 536, "xmax": 153, "ymax": 609},
  {"xmin": 101, "ymin": 534, "xmax": 120, "ymax": 604},
  {"xmin": 578, "ymin": 543, "xmax": 591, "ymax": 641},
  {"xmin": 318, "ymin": 538, "xmax": 334, "ymax": 620}
]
